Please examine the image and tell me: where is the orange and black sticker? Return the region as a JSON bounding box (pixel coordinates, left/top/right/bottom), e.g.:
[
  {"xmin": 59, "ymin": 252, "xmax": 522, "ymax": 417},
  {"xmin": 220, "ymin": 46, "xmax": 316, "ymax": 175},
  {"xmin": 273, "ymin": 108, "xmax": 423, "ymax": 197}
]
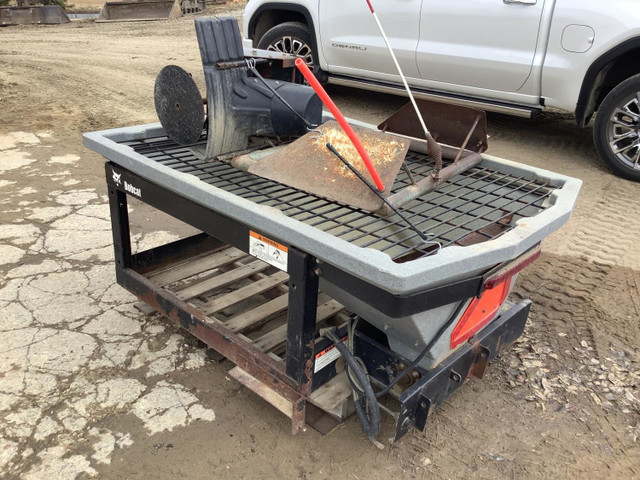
[
  {"xmin": 249, "ymin": 231, "xmax": 288, "ymax": 271},
  {"xmin": 314, "ymin": 336, "xmax": 348, "ymax": 373}
]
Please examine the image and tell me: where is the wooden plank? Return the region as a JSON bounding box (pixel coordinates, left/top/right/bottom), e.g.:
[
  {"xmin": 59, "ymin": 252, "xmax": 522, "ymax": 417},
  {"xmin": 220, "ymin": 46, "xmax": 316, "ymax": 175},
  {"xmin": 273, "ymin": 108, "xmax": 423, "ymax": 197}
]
[
  {"xmin": 309, "ymin": 371, "xmax": 354, "ymax": 421},
  {"xmin": 176, "ymin": 259, "xmax": 271, "ymax": 300},
  {"xmin": 224, "ymin": 294, "xmax": 290, "ymax": 333},
  {"xmin": 267, "ymin": 352, "xmax": 282, "ymax": 362},
  {"xmin": 228, "ymin": 366, "xmax": 293, "ymax": 418},
  {"xmin": 150, "ymin": 247, "xmax": 247, "ymax": 286},
  {"xmin": 200, "ymin": 270, "xmax": 289, "ymax": 315},
  {"xmin": 252, "ymin": 323, "xmax": 288, "ymax": 353},
  {"xmin": 316, "ymin": 299, "xmax": 345, "ymax": 323},
  {"xmin": 253, "ymin": 299, "xmax": 344, "ymax": 353}
]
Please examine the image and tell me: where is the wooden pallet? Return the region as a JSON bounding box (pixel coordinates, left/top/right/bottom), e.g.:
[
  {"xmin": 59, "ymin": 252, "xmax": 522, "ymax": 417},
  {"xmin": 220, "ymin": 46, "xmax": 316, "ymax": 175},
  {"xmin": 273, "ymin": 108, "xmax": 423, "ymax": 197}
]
[{"xmin": 135, "ymin": 243, "xmax": 354, "ymax": 423}]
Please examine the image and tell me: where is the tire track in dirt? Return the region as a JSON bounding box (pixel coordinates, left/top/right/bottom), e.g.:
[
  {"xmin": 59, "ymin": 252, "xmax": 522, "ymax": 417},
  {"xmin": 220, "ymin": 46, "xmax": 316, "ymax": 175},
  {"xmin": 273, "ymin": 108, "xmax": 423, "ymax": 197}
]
[
  {"xmin": 514, "ymin": 179, "xmax": 640, "ymax": 359},
  {"xmin": 505, "ymin": 177, "xmax": 640, "ymax": 475},
  {"xmin": 554, "ymin": 182, "xmax": 640, "ymax": 268},
  {"xmin": 511, "ymin": 254, "xmax": 640, "ymax": 477},
  {"xmin": 513, "ymin": 255, "xmax": 605, "ymax": 362}
]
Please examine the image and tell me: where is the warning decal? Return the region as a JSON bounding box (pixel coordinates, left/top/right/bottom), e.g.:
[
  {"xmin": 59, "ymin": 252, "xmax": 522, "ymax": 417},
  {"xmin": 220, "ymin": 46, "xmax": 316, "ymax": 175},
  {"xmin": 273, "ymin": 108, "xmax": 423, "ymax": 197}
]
[
  {"xmin": 314, "ymin": 336, "xmax": 348, "ymax": 373},
  {"xmin": 249, "ymin": 231, "xmax": 288, "ymax": 271}
]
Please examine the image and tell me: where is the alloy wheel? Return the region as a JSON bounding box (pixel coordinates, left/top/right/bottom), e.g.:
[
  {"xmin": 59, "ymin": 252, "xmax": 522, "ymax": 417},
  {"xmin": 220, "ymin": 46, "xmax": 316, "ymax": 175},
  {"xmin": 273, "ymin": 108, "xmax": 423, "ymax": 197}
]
[
  {"xmin": 266, "ymin": 36, "xmax": 314, "ymax": 66},
  {"xmin": 607, "ymin": 92, "xmax": 640, "ymax": 170}
]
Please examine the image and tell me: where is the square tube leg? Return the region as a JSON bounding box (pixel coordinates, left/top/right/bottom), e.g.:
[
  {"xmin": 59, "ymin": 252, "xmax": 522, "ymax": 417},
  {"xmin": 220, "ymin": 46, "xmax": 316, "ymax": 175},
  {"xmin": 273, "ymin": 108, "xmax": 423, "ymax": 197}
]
[{"xmin": 285, "ymin": 248, "xmax": 318, "ymax": 391}]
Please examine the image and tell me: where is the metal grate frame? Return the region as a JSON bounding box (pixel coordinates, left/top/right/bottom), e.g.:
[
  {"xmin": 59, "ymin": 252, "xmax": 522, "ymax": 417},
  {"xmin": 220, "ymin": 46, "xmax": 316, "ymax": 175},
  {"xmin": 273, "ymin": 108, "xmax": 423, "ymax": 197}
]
[{"xmin": 124, "ymin": 135, "xmax": 553, "ymax": 263}]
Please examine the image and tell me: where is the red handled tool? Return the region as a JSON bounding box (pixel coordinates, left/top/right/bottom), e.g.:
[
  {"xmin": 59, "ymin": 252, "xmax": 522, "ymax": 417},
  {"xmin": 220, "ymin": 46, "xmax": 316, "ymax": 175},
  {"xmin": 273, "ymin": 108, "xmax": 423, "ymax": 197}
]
[{"xmin": 294, "ymin": 58, "xmax": 386, "ymax": 192}]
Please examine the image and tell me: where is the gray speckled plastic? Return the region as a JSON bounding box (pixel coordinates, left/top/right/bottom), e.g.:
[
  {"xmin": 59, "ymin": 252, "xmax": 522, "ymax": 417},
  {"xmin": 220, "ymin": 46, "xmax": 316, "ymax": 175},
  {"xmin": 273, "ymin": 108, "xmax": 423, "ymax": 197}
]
[{"xmin": 83, "ymin": 121, "xmax": 581, "ymax": 294}]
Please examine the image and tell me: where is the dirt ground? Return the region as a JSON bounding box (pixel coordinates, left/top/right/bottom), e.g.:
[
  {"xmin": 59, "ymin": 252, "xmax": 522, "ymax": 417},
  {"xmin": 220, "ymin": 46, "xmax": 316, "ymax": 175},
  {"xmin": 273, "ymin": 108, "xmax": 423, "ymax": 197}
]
[{"xmin": 1, "ymin": 3, "xmax": 639, "ymax": 479}]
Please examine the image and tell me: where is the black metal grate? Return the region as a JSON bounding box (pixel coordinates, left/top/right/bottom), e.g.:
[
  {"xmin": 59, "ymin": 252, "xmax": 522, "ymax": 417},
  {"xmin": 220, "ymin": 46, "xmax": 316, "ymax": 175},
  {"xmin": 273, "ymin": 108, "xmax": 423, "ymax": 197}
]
[{"xmin": 122, "ymin": 136, "xmax": 554, "ymax": 262}]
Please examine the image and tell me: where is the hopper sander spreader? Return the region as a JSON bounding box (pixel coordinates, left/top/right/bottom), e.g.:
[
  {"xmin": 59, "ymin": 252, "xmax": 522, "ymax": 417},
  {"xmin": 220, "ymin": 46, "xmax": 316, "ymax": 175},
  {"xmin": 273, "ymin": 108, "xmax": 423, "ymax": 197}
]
[{"xmin": 84, "ymin": 16, "xmax": 581, "ymax": 444}]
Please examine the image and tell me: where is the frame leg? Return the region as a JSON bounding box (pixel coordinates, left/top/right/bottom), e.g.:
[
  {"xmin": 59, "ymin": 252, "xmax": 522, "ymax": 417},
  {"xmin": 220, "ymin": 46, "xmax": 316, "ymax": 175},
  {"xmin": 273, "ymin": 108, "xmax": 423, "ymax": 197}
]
[
  {"xmin": 285, "ymin": 248, "xmax": 318, "ymax": 390},
  {"xmin": 107, "ymin": 173, "xmax": 132, "ymax": 270}
]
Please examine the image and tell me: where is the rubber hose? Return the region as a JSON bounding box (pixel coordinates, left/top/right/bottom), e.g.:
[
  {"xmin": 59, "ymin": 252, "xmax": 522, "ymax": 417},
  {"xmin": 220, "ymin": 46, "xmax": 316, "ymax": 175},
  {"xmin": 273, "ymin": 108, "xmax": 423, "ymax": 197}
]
[{"xmin": 331, "ymin": 338, "xmax": 381, "ymax": 440}]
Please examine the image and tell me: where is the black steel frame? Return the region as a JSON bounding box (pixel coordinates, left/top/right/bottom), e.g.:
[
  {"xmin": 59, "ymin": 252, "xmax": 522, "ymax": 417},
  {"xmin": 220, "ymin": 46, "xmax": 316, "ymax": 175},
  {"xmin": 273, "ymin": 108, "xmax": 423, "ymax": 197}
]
[
  {"xmin": 354, "ymin": 300, "xmax": 531, "ymax": 442},
  {"xmin": 107, "ymin": 161, "xmax": 318, "ymax": 433},
  {"xmin": 106, "ymin": 160, "xmax": 531, "ymax": 438}
]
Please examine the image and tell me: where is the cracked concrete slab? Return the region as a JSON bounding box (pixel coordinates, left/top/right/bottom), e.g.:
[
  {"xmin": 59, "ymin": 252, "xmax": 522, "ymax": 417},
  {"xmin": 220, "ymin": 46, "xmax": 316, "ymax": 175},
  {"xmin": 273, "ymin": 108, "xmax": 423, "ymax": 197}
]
[
  {"xmin": 25, "ymin": 206, "xmax": 74, "ymax": 223},
  {"xmin": 131, "ymin": 381, "xmax": 215, "ymax": 434},
  {"xmin": 0, "ymin": 245, "xmax": 26, "ymax": 266},
  {"xmin": 50, "ymin": 154, "xmax": 80, "ymax": 165},
  {"xmin": 0, "ymin": 132, "xmax": 40, "ymax": 150},
  {"xmin": 0, "ymin": 223, "xmax": 41, "ymax": 246},
  {"xmin": 0, "ymin": 133, "xmax": 216, "ymax": 479},
  {"xmin": 0, "ymin": 150, "xmax": 37, "ymax": 172}
]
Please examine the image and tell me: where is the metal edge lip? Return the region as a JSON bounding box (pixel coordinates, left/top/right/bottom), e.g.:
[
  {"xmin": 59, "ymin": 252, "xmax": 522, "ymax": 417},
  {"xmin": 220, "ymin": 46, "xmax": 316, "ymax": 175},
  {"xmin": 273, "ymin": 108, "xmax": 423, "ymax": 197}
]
[
  {"xmin": 83, "ymin": 122, "xmax": 581, "ymax": 295},
  {"xmin": 327, "ymin": 76, "xmax": 537, "ymax": 118}
]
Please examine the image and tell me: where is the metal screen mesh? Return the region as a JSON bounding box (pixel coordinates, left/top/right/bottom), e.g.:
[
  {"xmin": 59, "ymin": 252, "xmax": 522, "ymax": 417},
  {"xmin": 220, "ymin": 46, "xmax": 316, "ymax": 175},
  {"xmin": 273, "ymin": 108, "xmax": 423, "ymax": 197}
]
[{"xmin": 123, "ymin": 136, "xmax": 553, "ymax": 262}]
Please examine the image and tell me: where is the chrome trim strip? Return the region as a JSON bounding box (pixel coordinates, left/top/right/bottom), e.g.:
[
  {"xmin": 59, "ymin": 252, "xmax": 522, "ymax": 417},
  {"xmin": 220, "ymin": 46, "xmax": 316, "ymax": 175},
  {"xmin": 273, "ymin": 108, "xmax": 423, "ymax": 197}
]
[{"xmin": 327, "ymin": 76, "xmax": 537, "ymax": 118}]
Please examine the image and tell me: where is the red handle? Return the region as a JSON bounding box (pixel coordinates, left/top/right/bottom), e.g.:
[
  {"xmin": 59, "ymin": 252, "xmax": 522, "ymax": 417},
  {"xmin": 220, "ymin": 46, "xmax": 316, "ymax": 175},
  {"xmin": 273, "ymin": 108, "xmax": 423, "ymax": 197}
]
[
  {"xmin": 294, "ymin": 58, "xmax": 385, "ymax": 191},
  {"xmin": 365, "ymin": 0, "xmax": 375, "ymax": 13}
]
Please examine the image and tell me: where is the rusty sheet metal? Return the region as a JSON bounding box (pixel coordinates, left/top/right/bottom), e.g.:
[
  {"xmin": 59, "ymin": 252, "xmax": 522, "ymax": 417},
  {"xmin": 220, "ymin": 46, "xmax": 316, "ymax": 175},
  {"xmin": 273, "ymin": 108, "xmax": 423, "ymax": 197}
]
[
  {"xmin": 0, "ymin": 5, "xmax": 70, "ymax": 26},
  {"xmin": 234, "ymin": 120, "xmax": 409, "ymax": 212},
  {"xmin": 467, "ymin": 343, "xmax": 490, "ymax": 380},
  {"xmin": 378, "ymin": 99, "xmax": 488, "ymax": 153},
  {"xmin": 97, "ymin": 0, "xmax": 182, "ymax": 22},
  {"xmin": 456, "ymin": 215, "xmax": 514, "ymax": 247}
]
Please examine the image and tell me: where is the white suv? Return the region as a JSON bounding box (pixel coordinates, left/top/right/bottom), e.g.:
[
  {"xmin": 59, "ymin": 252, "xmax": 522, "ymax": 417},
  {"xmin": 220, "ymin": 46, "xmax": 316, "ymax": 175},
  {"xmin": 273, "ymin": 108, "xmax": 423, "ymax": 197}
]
[{"xmin": 243, "ymin": 0, "xmax": 640, "ymax": 181}]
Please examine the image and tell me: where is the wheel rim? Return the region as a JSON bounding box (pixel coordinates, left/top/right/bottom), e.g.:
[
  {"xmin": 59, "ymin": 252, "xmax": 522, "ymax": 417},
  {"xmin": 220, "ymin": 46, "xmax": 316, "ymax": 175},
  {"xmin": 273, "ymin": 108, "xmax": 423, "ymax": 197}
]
[
  {"xmin": 266, "ymin": 36, "xmax": 314, "ymax": 66},
  {"xmin": 607, "ymin": 91, "xmax": 640, "ymax": 170}
]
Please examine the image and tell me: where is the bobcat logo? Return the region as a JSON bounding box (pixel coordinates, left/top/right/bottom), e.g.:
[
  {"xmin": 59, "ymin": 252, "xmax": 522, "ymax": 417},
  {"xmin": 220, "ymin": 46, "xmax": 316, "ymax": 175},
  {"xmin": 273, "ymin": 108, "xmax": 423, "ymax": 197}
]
[{"xmin": 112, "ymin": 170, "xmax": 122, "ymax": 187}]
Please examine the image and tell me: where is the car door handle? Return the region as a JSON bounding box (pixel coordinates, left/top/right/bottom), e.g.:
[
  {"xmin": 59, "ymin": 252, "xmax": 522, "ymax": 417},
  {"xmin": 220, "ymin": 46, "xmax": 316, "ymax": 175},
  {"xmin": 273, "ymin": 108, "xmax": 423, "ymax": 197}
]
[{"xmin": 503, "ymin": 0, "xmax": 537, "ymax": 4}]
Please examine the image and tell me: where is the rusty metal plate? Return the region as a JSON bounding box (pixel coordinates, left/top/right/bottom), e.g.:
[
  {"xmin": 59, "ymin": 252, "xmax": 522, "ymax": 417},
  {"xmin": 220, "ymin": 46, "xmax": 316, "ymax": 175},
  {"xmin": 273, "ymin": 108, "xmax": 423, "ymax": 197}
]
[
  {"xmin": 378, "ymin": 99, "xmax": 488, "ymax": 153},
  {"xmin": 239, "ymin": 120, "xmax": 409, "ymax": 212}
]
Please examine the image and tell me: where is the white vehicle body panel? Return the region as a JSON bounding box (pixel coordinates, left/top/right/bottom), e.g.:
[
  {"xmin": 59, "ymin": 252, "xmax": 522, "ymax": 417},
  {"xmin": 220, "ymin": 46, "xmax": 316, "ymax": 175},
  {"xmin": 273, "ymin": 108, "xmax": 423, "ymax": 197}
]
[
  {"xmin": 242, "ymin": 0, "xmax": 640, "ymax": 115},
  {"xmin": 415, "ymin": 0, "xmax": 545, "ymax": 92},
  {"xmin": 319, "ymin": 0, "xmax": 422, "ymax": 79},
  {"xmin": 542, "ymin": 0, "xmax": 640, "ymax": 112}
]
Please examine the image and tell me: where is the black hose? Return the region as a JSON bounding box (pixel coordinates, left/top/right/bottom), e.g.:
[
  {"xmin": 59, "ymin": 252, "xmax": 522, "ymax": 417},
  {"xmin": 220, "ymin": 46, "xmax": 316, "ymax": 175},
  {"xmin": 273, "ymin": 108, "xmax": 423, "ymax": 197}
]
[{"xmin": 325, "ymin": 330, "xmax": 381, "ymax": 441}]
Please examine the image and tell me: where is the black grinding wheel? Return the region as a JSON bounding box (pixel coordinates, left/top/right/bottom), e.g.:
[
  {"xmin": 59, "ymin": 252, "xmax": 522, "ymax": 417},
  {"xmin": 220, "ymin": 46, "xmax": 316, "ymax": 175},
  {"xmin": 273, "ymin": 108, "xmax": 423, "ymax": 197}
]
[{"xmin": 154, "ymin": 65, "xmax": 205, "ymax": 145}]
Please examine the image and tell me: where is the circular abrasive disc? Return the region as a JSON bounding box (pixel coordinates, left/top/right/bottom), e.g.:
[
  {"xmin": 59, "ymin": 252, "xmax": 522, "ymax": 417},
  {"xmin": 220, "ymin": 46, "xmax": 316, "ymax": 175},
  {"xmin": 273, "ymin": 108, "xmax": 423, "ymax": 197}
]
[{"xmin": 154, "ymin": 65, "xmax": 205, "ymax": 145}]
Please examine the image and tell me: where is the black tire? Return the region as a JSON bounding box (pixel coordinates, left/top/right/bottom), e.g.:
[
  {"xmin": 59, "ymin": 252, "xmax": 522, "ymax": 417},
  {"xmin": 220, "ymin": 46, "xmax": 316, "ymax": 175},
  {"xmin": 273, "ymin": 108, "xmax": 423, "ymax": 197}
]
[
  {"xmin": 257, "ymin": 22, "xmax": 315, "ymax": 84},
  {"xmin": 593, "ymin": 73, "xmax": 640, "ymax": 181},
  {"xmin": 257, "ymin": 21, "xmax": 315, "ymax": 65}
]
